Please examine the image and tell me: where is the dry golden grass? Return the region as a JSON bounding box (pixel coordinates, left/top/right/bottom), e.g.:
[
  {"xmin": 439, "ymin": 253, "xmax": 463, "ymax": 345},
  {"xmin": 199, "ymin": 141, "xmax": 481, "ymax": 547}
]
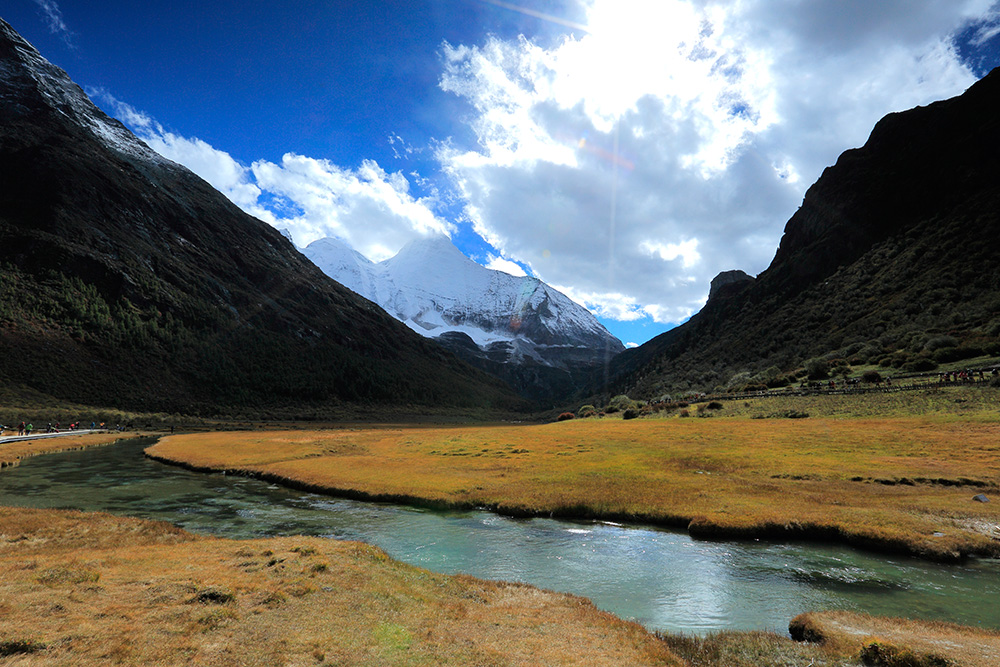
[
  {"xmin": 0, "ymin": 507, "xmax": 682, "ymax": 666},
  {"xmin": 146, "ymin": 418, "xmax": 1000, "ymax": 560},
  {"xmin": 790, "ymin": 610, "xmax": 1000, "ymax": 667},
  {"xmin": 0, "ymin": 432, "xmax": 147, "ymax": 469}
]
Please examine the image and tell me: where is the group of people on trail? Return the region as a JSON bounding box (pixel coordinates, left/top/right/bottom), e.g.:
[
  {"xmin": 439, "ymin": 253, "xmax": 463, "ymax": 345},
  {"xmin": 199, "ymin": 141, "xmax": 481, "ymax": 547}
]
[
  {"xmin": 4, "ymin": 422, "xmax": 33, "ymax": 436},
  {"xmin": 940, "ymin": 369, "xmax": 990, "ymax": 383},
  {"xmin": 0, "ymin": 421, "xmax": 101, "ymax": 437}
]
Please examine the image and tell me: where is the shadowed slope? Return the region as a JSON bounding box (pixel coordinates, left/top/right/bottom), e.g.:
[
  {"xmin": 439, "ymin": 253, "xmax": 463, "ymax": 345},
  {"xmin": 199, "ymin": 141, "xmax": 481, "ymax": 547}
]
[{"xmin": 0, "ymin": 18, "xmax": 522, "ymax": 415}]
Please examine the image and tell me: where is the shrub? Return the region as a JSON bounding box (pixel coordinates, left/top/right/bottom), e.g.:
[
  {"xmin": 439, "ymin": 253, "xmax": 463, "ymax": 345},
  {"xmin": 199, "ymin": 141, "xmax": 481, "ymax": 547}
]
[
  {"xmin": 751, "ymin": 365, "xmax": 782, "ymax": 384},
  {"xmin": 877, "ymin": 351, "xmax": 911, "ymax": 368},
  {"xmin": 706, "ymin": 401, "xmax": 724, "ymax": 410},
  {"xmin": 903, "ymin": 358, "xmax": 938, "ymax": 372},
  {"xmin": 804, "ymin": 358, "xmax": 829, "ymax": 380},
  {"xmin": 607, "ymin": 394, "xmax": 639, "ymax": 414},
  {"xmin": 556, "ymin": 412, "xmax": 575, "ymax": 421},
  {"xmin": 725, "ymin": 371, "xmax": 753, "ymax": 391},
  {"xmin": 932, "ymin": 346, "xmax": 982, "ymax": 363},
  {"xmin": 923, "ymin": 335, "xmax": 958, "ymax": 351},
  {"xmin": 766, "ymin": 375, "xmax": 792, "ymax": 388},
  {"xmin": 861, "ymin": 370, "xmax": 883, "ymax": 384},
  {"xmin": 622, "ymin": 407, "xmax": 640, "ymax": 420},
  {"xmin": 576, "ymin": 405, "xmax": 596, "ymax": 418}
]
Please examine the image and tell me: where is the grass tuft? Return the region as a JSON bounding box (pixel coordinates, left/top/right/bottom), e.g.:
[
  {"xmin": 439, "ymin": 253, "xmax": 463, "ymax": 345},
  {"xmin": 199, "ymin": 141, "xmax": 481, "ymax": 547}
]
[
  {"xmin": 0, "ymin": 638, "xmax": 47, "ymax": 656},
  {"xmin": 193, "ymin": 586, "xmax": 236, "ymax": 605}
]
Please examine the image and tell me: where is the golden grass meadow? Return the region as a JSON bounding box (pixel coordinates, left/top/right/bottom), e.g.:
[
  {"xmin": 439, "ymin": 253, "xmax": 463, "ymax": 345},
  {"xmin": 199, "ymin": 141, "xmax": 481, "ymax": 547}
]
[
  {"xmin": 3, "ymin": 389, "xmax": 1000, "ymax": 666},
  {"xmin": 147, "ymin": 411, "xmax": 1000, "ymax": 561}
]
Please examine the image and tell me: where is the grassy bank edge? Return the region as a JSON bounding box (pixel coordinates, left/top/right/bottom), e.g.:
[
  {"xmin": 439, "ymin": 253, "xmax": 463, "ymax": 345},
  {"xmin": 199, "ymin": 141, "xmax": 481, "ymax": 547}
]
[
  {"xmin": 0, "ymin": 431, "xmax": 149, "ymax": 469},
  {"xmin": 143, "ymin": 444, "xmax": 998, "ymax": 564}
]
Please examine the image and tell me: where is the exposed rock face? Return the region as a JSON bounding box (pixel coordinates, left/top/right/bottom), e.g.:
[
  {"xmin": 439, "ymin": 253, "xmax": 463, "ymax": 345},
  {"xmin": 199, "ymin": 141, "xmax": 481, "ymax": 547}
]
[
  {"xmin": 708, "ymin": 270, "xmax": 754, "ymax": 301},
  {"xmin": 601, "ymin": 68, "xmax": 1000, "ymax": 399},
  {"xmin": 0, "ymin": 18, "xmax": 520, "ymax": 413}
]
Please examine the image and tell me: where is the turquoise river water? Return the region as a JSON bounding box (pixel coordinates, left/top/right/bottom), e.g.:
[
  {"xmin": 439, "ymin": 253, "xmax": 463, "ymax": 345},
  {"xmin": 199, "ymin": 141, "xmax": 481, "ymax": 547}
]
[{"xmin": 0, "ymin": 437, "xmax": 997, "ymax": 635}]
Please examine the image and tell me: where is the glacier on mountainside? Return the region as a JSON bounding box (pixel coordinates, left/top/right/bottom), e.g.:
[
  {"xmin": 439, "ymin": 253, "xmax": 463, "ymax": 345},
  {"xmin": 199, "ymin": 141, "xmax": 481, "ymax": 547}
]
[{"xmin": 303, "ymin": 235, "xmax": 624, "ymax": 368}]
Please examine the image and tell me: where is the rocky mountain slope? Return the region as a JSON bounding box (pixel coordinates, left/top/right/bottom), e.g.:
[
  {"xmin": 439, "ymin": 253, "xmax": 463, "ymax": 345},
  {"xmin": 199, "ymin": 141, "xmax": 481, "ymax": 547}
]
[
  {"xmin": 602, "ymin": 68, "xmax": 1000, "ymax": 400},
  {"xmin": 304, "ymin": 235, "xmax": 624, "ymax": 402},
  {"xmin": 0, "ymin": 18, "xmax": 523, "ymax": 415}
]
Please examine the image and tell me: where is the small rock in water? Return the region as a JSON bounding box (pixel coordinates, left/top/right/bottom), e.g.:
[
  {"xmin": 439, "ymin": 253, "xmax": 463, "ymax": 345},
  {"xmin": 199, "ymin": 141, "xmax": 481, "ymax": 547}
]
[{"xmin": 972, "ymin": 494, "xmax": 990, "ymax": 503}]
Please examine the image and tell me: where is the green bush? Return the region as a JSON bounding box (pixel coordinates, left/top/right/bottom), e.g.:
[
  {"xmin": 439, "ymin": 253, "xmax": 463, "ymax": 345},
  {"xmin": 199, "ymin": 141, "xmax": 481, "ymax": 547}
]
[
  {"xmin": 903, "ymin": 358, "xmax": 938, "ymax": 372},
  {"xmin": 607, "ymin": 394, "xmax": 639, "ymax": 413},
  {"xmin": 766, "ymin": 375, "xmax": 793, "ymax": 388},
  {"xmin": 932, "ymin": 346, "xmax": 982, "ymax": 363},
  {"xmin": 862, "ymin": 370, "xmax": 883, "ymax": 384},
  {"xmin": 804, "ymin": 358, "xmax": 829, "ymax": 380},
  {"xmin": 922, "ymin": 335, "xmax": 958, "ymax": 351}
]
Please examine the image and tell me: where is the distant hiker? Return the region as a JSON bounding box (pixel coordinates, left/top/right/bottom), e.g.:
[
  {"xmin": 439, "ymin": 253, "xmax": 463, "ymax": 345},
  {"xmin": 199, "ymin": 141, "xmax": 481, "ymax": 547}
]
[
  {"xmin": 26, "ymin": 423, "xmax": 33, "ymax": 435},
  {"xmin": 18, "ymin": 421, "xmax": 25, "ymax": 436},
  {"xmin": 46, "ymin": 422, "xmax": 53, "ymax": 433}
]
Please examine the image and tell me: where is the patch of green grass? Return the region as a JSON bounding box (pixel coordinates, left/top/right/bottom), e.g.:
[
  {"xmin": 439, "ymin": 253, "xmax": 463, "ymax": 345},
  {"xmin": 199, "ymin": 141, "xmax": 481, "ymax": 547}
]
[{"xmin": 374, "ymin": 622, "xmax": 413, "ymax": 653}]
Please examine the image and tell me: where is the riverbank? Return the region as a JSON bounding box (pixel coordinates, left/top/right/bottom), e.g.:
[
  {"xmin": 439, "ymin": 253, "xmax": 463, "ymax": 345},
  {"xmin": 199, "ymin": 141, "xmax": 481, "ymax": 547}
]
[
  {"xmin": 0, "ymin": 431, "xmax": 148, "ymax": 469},
  {"xmin": 145, "ymin": 417, "xmax": 1000, "ymax": 562},
  {"xmin": 1, "ymin": 507, "xmax": 996, "ymax": 666},
  {"xmin": 0, "ymin": 506, "xmax": 681, "ymax": 666}
]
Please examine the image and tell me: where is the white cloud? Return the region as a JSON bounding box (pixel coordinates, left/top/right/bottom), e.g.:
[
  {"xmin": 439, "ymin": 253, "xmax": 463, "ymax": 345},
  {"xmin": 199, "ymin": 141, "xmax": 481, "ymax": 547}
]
[
  {"xmin": 250, "ymin": 154, "xmax": 453, "ymax": 258},
  {"xmin": 33, "ymin": 0, "xmax": 73, "ymax": 46},
  {"xmin": 641, "ymin": 238, "xmax": 701, "ymax": 269},
  {"xmin": 435, "ymin": 0, "xmax": 989, "ymax": 326},
  {"xmin": 484, "ymin": 254, "xmax": 527, "ymax": 276},
  {"xmin": 99, "ymin": 94, "xmax": 453, "ymax": 262}
]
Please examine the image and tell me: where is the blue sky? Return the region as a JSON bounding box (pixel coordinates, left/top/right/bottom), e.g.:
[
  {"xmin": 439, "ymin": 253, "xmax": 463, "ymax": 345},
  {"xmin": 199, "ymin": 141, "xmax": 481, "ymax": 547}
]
[{"xmin": 5, "ymin": 1, "xmax": 1000, "ymax": 347}]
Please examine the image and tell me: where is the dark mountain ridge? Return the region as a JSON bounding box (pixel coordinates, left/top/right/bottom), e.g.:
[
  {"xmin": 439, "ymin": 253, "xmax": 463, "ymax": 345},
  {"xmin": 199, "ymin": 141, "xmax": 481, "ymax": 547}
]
[
  {"xmin": 604, "ymin": 68, "xmax": 1000, "ymax": 399},
  {"xmin": 0, "ymin": 18, "xmax": 523, "ymax": 415}
]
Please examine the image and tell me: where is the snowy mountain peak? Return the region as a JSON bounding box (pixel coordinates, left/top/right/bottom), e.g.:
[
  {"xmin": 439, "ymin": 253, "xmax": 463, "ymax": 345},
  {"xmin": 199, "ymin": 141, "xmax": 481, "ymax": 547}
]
[{"xmin": 303, "ymin": 235, "xmax": 624, "ymax": 370}]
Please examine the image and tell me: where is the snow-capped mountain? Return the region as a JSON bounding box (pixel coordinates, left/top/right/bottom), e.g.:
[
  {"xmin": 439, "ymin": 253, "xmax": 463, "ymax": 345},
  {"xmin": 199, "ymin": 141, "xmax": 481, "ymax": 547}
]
[{"xmin": 303, "ymin": 235, "xmax": 624, "ymax": 373}]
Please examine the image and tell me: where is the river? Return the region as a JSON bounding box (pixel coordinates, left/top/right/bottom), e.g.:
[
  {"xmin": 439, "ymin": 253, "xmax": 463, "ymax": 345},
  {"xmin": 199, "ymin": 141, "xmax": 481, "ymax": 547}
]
[{"xmin": 1, "ymin": 436, "xmax": 997, "ymax": 635}]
